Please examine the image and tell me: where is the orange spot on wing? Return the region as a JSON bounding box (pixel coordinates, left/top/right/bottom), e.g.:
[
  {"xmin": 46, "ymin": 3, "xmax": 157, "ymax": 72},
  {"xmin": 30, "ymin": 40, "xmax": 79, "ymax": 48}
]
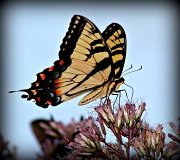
[
  {"xmin": 59, "ymin": 60, "xmax": 64, "ymax": 65},
  {"xmin": 35, "ymin": 82, "xmax": 39, "ymax": 87},
  {"xmin": 54, "ymin": 83, "xmax": 62, "ymax": 88},
  {"xmin": 46, "ymin": 100, "xmax": 52, "ymax": 105},
  {"xmin": 54, "ymin": 79, "xmax": 62, "ymax": 83},
  {"xmin": 37, "ymin": 97, "xmax": 41, "ymax": 102},
  {"xmin": 31, "ymin": 90, "xmax": 37, "ymax": 95},
  {"xmin": 40, "ymin": 74, "xmax": 46, "ymax": 80},
  {"xmin": 48, "ymin": 66, "xmax": 54, "ymax": 71},
  {"xmin": 55, "ymin": 90, "xmax": 61, "ymax": 95}
]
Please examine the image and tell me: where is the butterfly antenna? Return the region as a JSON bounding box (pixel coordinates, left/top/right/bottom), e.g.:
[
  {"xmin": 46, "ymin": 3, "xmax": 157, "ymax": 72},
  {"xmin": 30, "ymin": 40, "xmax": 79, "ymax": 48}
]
[
  {"xmin": 122, "ymin": 66, "xmax": 142, "ymax": 77},
  {"xmin": 122, "ymin": 64, "xmax": 133, "ymax": 74},
  {"xmin": 124, "ymin": 83, "xmax": 134, "ymax": 103}
]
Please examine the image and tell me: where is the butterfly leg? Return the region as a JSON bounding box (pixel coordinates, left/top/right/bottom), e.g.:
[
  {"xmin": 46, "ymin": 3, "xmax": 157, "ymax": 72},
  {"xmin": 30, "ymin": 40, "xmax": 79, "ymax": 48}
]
[
  {"xmin": 112, "ymin": 89, "xmax": 125, "ymax": 111},
  {"xmin": 111, "ymin": 93, "xmax": 119, "ymax": 111},
  {"xmin": 123, "ymin": 83, "xmax": 134, "ymax": 103},
  {"xmin": 100, "ymin": 96, "xmax": 110, "ymax": 106},
  {"xmin": 100, "ymin": 97, "xmax": 104, "ymax": 105},
  {"xmin": 113, "ymin": 89, "xmax": 130, "ymax": 104}
]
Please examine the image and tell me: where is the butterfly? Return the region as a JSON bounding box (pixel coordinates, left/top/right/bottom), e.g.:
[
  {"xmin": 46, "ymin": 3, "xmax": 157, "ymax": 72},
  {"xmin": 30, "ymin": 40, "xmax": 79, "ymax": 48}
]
[
  {"xmin": 31, "ymin": 116, "xmax": 84, "ymax": 158},
  {"xmin": 10, "ymin": 15, "xmax": 126, "ymax": 108},
  {"xmin": 31, "ymin": 118, "xmax": 72, "ymax": 158}
]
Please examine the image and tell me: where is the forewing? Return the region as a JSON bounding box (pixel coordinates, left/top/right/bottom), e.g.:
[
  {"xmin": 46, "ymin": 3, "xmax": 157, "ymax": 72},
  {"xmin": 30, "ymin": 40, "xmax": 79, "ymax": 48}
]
[
  {"xmin": 78, "ymin": 23, "xmax": 127, "ymax": 105},
  {"xmin": 18, "ymin": 15, "xmax": 112, "ymax": 108},
  {"xmin": 102, "ymin": 23, "xmax": 126, "ymax": 78}
]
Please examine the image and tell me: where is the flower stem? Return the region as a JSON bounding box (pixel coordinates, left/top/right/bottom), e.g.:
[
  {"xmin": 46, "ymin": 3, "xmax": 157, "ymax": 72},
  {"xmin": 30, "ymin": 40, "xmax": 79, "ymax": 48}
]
[
  {"xmin": 127, "ymin": 128, "xmax": 132, "ymax": 160},
  {"xmin": 115, "ymin": 132, "xmax": 123, "ymax": 153},
  {"xmin": 105, "ymin": 142, "xmax": 127, "ymax": 160},
  {"xmin": 99, "ymin": 151, "xmax": 112, "ymax": 160}
]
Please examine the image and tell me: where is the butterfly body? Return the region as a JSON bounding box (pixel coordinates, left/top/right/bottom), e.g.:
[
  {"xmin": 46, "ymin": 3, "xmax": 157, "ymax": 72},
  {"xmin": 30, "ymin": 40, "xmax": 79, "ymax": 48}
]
[{"xmin": 11, "ymin": 15, "xmax": 126, "ymax": 108}]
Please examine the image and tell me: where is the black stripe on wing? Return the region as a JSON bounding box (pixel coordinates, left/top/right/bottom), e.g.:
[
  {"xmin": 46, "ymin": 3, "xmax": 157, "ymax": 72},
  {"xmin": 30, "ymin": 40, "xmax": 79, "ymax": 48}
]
[
  {"xmin": 15, "ymin": 15, "xmax": 113, "ymax": 108},
  {"xmin": 102, "ymin": 23, "xmax": 126, "ymax": 78}
]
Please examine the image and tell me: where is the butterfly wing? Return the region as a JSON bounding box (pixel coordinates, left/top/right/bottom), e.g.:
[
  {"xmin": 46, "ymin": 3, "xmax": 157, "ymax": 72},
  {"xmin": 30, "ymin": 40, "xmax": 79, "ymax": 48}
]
[
  {"xmin": 78, "ymin": 23, "xmax": 127, "ymax": 105},
  {"xmin": 18, "ymin": 15, "xmax": 113, "ymax": 108},
  {"xmin": 31, "ymin": 118, "xmax": 72, "ymax": 157},
  {"xmin": 102, "ymin": 23, "xmax": 126, "ymax": 79}
]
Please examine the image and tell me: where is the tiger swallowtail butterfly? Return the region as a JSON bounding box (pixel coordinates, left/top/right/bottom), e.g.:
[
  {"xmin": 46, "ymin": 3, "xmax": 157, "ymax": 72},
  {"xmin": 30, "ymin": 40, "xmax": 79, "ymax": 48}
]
[{"xmin": 10, "ymin": 15, "xmax": 126, "ymax": 108}]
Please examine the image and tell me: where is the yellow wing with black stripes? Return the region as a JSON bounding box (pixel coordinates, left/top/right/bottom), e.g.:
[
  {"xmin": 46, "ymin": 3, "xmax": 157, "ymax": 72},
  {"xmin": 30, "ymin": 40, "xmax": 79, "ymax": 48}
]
[
  {"xmin": 102, "ymin": 23, "xmax": 126, "ymax": 78},
  {"xmin": 79, "ymin": 23, "xmax": 126, "ymax": 105},
  {"xmin": 10, "ymin": 15, "xmax": 126, "ymax": 108}
]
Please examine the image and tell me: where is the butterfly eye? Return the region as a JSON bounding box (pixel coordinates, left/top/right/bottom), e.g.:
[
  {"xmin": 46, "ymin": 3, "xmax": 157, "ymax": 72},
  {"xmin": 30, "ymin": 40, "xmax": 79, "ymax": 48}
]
[{"xmin": 120, "ymin": 77, "xmax": 125, "ymax": 82}]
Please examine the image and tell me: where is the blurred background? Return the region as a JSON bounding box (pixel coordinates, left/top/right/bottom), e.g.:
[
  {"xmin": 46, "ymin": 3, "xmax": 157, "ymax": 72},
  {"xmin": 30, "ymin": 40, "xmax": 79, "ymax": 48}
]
[{"xmin": 1, "ymin": 1, "xmax": 179, "ymax": 159}]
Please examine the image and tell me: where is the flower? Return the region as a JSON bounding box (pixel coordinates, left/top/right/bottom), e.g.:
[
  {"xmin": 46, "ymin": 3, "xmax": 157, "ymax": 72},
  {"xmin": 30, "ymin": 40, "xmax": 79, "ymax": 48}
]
[
  {"xmin": 69, "ymin": 117, "xmax": 105, "ymax": 157},
  {"xmin": 29, "ymin": 101, "xmax": 180, "ymax": 159},
  {"xmin": 163, "ymin": 141, "xmax": 180, "ymax": 158},
  {"xmin": 0, "ymin": 134, "xmax": 16, "ymax": 160},
  {"xmin": 168, "ymin": 119, "xmax": 180, "ymax": 143},
  {"xmin": 114, "ymin": 108, "xmax": 124, "ymax": 131},
  {"xmin": 98, "ymin": 117, "xmax": 106, "ymax": 136},
  {"xmin": 31, "ymin": 118, "xmax": 81, "ymax": 158},
  {"xmin": 131, "ymin": 122, "xmax": 168, "ymax": 159},
  {"xmin": 135, "ymin": 102, "xmax": 146, "ymax": 120},
  {"xmin": 122, "ymin": 102, "xmax": 146, "ymax": 128},
  {"xmin": 95, "ymin": 99, "xmax": 115, "ymax": 126},
  {"xmin": 163, "ymin": 118, "xmax": 180, "ymax": 158}
]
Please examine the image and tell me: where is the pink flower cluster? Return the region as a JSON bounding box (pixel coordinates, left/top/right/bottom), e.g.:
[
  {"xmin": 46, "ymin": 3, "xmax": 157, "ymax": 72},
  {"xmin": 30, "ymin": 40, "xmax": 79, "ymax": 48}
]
[{"xmin": 28, "ymin": 100, "xmax": 180, "ymax": 159}]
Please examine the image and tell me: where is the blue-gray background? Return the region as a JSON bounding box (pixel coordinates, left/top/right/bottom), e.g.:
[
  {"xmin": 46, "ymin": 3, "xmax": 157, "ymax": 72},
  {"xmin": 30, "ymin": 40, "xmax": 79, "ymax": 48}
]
[{"xmin": 1, "ymin": 1, "xmax": 179, "ymax": 159}]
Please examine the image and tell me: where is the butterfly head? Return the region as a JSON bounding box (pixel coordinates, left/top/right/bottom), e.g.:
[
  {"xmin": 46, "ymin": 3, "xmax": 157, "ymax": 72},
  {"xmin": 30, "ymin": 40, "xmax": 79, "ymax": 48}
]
[{"xmin": 119, "ymin": 77, "xmax": 125, "ymax": 83}]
